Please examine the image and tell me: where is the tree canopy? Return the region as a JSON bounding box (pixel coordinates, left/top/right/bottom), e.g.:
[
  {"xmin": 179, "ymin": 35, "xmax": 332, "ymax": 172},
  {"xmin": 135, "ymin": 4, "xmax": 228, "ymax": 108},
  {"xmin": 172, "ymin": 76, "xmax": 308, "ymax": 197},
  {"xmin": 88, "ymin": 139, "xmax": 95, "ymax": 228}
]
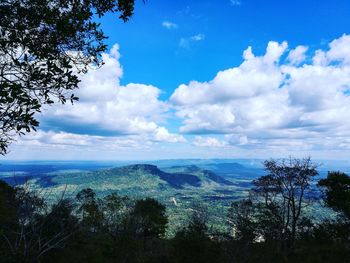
[
  {"xmin": 0, "ymin": 0, "xmax": 137, "ymax": 154},
  {"xmin": 318, "ymin": 171, "xmax": 350, "ymax": 220},
  {"xmin": 1, "ymin": 157, "xmax": 350, "ymax": 262}
]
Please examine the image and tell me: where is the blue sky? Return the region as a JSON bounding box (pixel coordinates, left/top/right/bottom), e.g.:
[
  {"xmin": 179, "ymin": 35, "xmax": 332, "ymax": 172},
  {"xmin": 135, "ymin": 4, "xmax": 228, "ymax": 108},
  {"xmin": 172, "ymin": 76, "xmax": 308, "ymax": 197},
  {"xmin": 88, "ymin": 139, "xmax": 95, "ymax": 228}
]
[
  {"xmin": 2, "ymin": 0, "xmax": 350, "ymax": 160},
  {"xmin": 101, "ymin": 0, "xmax": 350, "ymax": 91}
]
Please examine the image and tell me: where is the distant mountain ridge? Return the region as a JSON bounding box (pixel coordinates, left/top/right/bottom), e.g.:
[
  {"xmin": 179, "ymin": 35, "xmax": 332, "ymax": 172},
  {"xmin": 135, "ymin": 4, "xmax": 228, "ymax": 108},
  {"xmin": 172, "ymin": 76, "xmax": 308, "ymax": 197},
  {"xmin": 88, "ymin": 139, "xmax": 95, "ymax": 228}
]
[
  {"xmin": 107, "ymin": 164, "xmax": 233, "ymax": 189},
  {"xmin": 163, "ymin": 165, "xmax": 234, "ymax": 186},
  {"xmin": 0, "ymin": 163, "xmax": 236, "ymax": 192},
  {"xmin": 0, "ymin": 161, "xmax": 256, "ymax": 234},
  {"xmin": 109, "ymin": 164, "xmax": 201, "ymax": 189}
]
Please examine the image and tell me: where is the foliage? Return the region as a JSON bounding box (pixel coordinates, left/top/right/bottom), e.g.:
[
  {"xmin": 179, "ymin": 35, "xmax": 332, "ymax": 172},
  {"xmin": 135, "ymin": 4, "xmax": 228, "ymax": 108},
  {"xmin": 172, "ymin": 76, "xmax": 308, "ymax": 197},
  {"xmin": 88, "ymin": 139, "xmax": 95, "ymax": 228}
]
[
  {"xmin": 318, "ymin": 171, "xmax": 350, "ymax": 220},
  {"xmin": 0, "ymin": 181, "xmax": 78, "ymax": 262},
  {"xmin": 172, "ymin": 210, "xmax": 224, "ymax": 263},
  {"xmin": 228, "ymin": 199, "xmax": 256, "ymax": 243},
  {"xmin": 251, "ymin": 157, "xmax": 318, "ymax": 251},
  {"xmin": 0, "ymin": 0, "xmax": 136, "ymax": 154},
  {"xmin": 128, "ymin": 197, "xmax": 168, "ymax": 239},
  {"xmin": 1, "ymin": 158, "xmax": 350, "ymax": 262},
  {"xmin": 76, "ymin": 188, "xmax": 103, "ymax": 231},
  {"xmin": 32, "ymin": 164, "xmax": 243, "ymax": 235},
  {"xmin": 99, "ymin": 193, "xmax": 131, "ymax": 240}
]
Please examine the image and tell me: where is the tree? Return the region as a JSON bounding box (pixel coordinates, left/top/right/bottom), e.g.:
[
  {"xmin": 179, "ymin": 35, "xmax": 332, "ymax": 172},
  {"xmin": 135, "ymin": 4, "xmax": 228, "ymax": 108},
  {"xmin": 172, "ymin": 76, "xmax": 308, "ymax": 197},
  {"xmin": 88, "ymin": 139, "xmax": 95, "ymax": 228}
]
[
  {"xmin": 76, "ymin": 188, "xmax": 103, "ymax": 232},
  {"xmin": 0, "ymin": 180, "xmax": 17, "ymax": 230},
  {"xmin": 318, "ymin": 171, "xmax": 350, "ymax": 220},
  {"xmin": 33, "ymin": 198, "xmax": 78, "ymax": 262},
  {"xmin": 128, "ymin": 198, "xmax": 168, "ymax": 239},
  {"xmin": 0, "ymin": 180, "xmax": 17, "ymax": 262},
  {"xmin": 172, "ymin": 209, "xmax": 223, "ymax": 263},
  {"xmin": 251, "ymin": 157, "xmax": 318, "ymax": 251},
  {"xmin": 186, "ymin": 209, "xmax": 208, "ymax": 237},
  {"xmin": 228, "ymin": 199, "xmax": 256, "ymax": 243},
  {"xmin": 0, "ymin": 180, "xmax": 78, "ymax": 262},
  {"xmin": 316, "ymin": 171, "xmax": 350, "ymax": 254},
  {"xmin": 0, "ymin": 0, "xmax": 137, "ymax": 154},
  {"xmin": 99, "ymin": 193, "xmax": 131, "ymax": 240}
]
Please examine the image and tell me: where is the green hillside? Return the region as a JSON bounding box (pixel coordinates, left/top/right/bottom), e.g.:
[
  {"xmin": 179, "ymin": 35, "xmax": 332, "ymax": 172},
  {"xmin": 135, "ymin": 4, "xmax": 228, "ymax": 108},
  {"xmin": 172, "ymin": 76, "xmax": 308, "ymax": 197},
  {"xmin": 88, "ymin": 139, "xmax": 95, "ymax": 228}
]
[{"xmin": 30, "ymin": 164, "xmax": 249, "ymax": 234}]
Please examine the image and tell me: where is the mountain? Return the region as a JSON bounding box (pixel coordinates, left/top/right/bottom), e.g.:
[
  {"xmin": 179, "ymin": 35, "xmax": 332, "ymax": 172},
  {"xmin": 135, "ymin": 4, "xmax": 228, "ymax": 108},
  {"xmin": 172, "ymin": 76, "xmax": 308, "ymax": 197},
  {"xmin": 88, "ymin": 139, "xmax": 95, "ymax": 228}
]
[
  {"xmin": 42, "ymin": 164, "xmax": 235, "ymax": 193},
  {"xmin": 163, "ymin": 165, "xmax": 234, "ymax": 186},
  {"xmin": 0, "ymin": 161, "xmax": 260, "ymax": 234},
  {"xmin": 111, "ymin": 164, "xmax": 202, "ymax": 189},
  {"xmin": 0, "ymin": 160, "xmax": 346, "ymax": 236}
]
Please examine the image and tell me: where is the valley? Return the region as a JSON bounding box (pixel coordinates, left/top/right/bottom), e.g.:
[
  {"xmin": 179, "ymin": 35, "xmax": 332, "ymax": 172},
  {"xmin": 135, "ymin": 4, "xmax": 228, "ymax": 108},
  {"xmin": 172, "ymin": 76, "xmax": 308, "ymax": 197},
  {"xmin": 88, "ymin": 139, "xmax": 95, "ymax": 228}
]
[{"xmin": 0, "ymin": 159, "xmax": 344, "ymax": 234}]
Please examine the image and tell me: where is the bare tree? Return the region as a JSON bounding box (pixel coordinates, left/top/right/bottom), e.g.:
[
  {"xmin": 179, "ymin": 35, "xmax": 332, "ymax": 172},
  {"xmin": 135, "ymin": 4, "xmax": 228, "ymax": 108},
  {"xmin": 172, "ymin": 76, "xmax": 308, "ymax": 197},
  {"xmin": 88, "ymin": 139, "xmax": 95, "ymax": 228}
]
[{"xmin": 252, "ymin": 157, "xmax": 318, "ymax": 251}]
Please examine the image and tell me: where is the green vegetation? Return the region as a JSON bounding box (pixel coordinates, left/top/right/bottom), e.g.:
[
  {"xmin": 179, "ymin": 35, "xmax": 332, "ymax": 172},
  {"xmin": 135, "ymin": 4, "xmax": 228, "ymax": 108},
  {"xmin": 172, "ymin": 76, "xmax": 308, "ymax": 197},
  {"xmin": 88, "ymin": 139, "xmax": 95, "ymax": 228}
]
[
  {"xmin": 23, "ymin": 164, "xmax": 247, "ymax": 235},
  {"xmin": 0, "ymin": 0, "xmax": 137, "ymax": 154},
  {"xmin": 0, "ymin": 157, "xmax": 349, "ymax": 262}
]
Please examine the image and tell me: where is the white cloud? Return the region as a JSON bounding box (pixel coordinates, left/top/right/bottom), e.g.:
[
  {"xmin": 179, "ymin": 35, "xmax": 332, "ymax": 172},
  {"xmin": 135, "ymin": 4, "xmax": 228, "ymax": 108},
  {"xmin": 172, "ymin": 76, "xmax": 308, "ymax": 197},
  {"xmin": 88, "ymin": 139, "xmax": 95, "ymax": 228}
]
[
  {"xmin": 179, "ymin": 34, "xmax": 205, "ymax": 48},
  {"xmin": 177, "ymin": 104, "xmax": 236, "ymax": 133},
  {"xmin": 9, "ymin": 130, "xmax": 169, "ymax": 160},
  {"xmin": 171, "ymin": 35, "xmax": 350, "ymax": 153},
  {"xmin": 15, "ymin": 130, "xmax": 144, "ymax": 149},
  {"xmin": 153, "ymin": 127, "xmax": 186, "ymax": 143},
  {"xmin": 172, "ymin": 41, "xmax": 287, "ymax": 105},
  {"xmin": 193, "ymin": 136, "xmax": 226, "ymax": 147},
  {"xmin": 41, "ymin": 44, "xmax": 182, "ymax": 144},
  {"xmin": 162, "ymin": 21, "xmax": 178, "ymax": 29},
  {"xmin": 226, "ymin": 134, "xmax": 249, "ymax": 146},
  {"xmin": 326, "ymin": 34, "xmax": 350, "ymax": 64},
  {"xmin": 191, "ymin": 34, "xmax": 205, "ymax": 41},
  {"xmin": 287, "ymin": 45, "xmax": 308, "ymax": 65},
  {"xmin": 312, "ymin": 34, "xmax": 350, "ymax": 66},
  {"xmin": 14, "ymin": 127, "xmax": 187, "ymax": 155},
  {"xmin": 9, "ymin": 35, "xmax": 350, "ymax": 159}
]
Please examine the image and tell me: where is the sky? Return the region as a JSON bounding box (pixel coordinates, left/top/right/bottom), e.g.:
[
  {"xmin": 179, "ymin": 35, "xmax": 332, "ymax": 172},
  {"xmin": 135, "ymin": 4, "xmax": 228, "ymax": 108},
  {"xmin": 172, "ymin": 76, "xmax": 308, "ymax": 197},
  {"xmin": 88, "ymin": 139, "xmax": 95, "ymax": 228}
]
[{"xmin": 2, "ymin": 0, "xmax": 350, "ymax": 161}]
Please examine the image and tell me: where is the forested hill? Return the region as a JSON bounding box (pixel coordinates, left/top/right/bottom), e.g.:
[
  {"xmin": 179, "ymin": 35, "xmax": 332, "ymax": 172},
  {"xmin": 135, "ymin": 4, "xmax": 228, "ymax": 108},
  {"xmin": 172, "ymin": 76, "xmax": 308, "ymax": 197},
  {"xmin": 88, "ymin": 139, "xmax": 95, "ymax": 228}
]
[
  {"xmin": 1, "ymin": 158, "xmax": 349, "ymax": 263},
  {"xmin": 42, "ymin": 164, "xmax": 236, "ymax": 193},
  {"xmin": 0, "ymin": 162, "xmax": 250, "ymax": 237}
]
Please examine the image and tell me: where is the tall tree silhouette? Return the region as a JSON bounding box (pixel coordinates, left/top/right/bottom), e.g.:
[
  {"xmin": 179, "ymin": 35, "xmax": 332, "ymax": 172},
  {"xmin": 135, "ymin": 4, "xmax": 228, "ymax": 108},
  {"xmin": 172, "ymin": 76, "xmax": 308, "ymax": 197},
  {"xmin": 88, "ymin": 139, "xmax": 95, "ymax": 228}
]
[
  {"xmin": 252, "ymin": 157, "xmax": 318, "ymax": 251},
  {"xmin": 318, "ymin": 171, "xmax": 350, "ymax": 220}
]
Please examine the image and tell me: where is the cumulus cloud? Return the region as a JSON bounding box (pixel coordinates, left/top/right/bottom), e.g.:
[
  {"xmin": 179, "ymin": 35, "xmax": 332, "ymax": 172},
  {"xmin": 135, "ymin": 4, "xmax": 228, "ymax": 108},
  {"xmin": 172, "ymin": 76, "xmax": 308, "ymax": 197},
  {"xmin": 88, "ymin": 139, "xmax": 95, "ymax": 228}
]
[
  {"xmin": 162, "ymin": 21, "xmax": 178, "ymax": 29},
  {"xmin": 10, "ymin": 129, "xmax": 169, "ymax": 160},
  {"xmin": 40, "ymin": 44, "xmax": 183, "ymax": 145},
  {"xmin": 287, "ymin": 45, "xmax": 308, "ymax": 65},
  {"xmin": 171, "ymin": 35, "xmax": 350, "ymax": 153},
  {"xmin": 177, "ymin": 104, "xmax": 236, "ymax": 134},
  {"xmin": 12, "ymin": 35, "xmax": 350, "ymax": 159},
  {"xmin": 16, "ymin": 130, "xmax": 144, "ymax": 150},
  {"xmin": 153, "ymin": 127, "xmax": 186, "ymax": 143},
  {"xmin": 193, "ymin": 136, "xmax": 226, "ymax": 147},
  {"xmin": 13, "ymin": 128, "xmax": 186, "ymax": 159},
  {"xmin": 326, "ymin": 34, "xmax": 350, "ymax": 64},
  {"xmin": 172, "ymin": 41, "xmax": 288, "ymax": 105},
  {"xmin": 226, "ymin": 134, "xmax": 249, "ymax": 146}
]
